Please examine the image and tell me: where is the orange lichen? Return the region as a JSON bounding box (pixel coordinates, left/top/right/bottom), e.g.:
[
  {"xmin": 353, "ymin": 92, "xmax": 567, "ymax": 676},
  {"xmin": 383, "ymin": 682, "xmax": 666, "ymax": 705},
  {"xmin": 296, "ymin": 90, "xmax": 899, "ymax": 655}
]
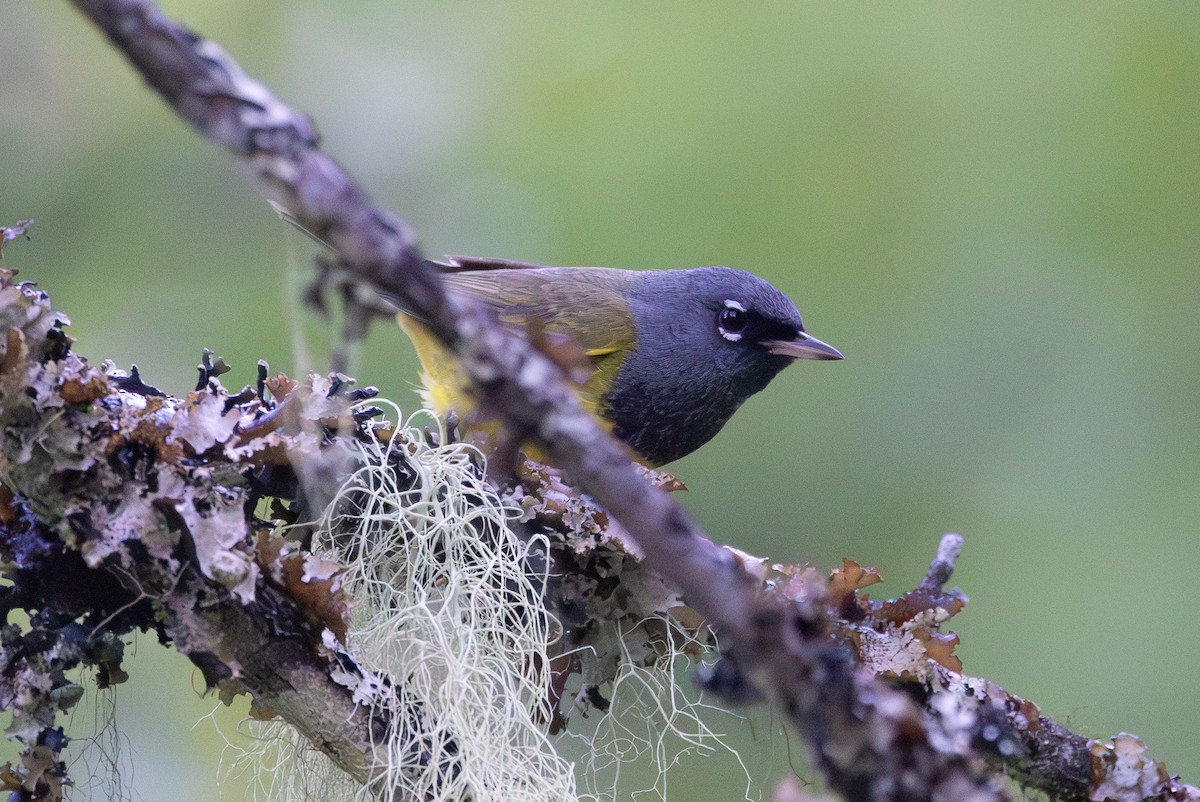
[
  {"xmin": 0, "ymin": 328, "xmax": 26, "ymax": 376},
  {"xmin": 1089, "ymin": 732, "xmax": 1174, "ymax": 802},
  {"xmin": 870, "ymin": 585, "xmax": 968, "ymax": 628},
  {"xmin": 911, "ymin": 627, "xmax": 962, "ymax": 673},
  {"xmin": 828, "ymin": 558, "xmax": 882, "ymax": 615},
  {"xmin": 256, "ymin": 532, "xmax": 350, "ymax": 643},
  {"xmin": 58, "ymin": 375, "xmax": 110, "ymax": 405},
  {"xmin": 264, "ymin": 373, "xmax": 299, "ymax": 401}
]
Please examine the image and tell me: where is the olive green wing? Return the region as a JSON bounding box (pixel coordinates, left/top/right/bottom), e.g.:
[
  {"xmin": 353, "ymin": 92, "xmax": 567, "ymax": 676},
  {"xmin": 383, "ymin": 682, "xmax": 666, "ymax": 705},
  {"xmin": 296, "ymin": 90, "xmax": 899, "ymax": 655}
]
[
  {"xmin": 434, "ymin": 258, "xmax": 638, "ymax": 413},
  {"xmin": 436, "ymin": 257, "xmax": 638, "ymax": 360}
]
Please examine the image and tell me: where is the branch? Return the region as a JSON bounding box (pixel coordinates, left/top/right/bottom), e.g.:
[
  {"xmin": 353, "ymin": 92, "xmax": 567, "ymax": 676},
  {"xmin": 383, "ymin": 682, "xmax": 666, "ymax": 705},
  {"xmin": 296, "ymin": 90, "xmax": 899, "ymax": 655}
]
[
  {"xmin": 0, "ymin": 266, "xmax": 1194, "ymax": 800},
  {"xmin": 0, "ymin": 281, "xmax": 414, "ymax": 792},
  {"xmin": 0, "ymin": 2, "xmax": 1185, "ymax": 800}
]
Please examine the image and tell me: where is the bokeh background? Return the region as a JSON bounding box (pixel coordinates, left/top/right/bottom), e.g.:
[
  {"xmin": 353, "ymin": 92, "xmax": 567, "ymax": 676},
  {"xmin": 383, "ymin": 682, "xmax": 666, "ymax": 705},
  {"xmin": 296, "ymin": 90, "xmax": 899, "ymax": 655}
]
[{"xmin": 4, "ymin": 2, "xmax": 1199, "ymax": 799}]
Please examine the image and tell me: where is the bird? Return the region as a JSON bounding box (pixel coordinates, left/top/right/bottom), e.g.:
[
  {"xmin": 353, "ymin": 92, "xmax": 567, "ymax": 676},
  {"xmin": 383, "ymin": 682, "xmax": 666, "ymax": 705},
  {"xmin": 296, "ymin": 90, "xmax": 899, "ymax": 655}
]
[{"xmin": 393, "ymin": 256, "xmax": 843, "ymax": 467}]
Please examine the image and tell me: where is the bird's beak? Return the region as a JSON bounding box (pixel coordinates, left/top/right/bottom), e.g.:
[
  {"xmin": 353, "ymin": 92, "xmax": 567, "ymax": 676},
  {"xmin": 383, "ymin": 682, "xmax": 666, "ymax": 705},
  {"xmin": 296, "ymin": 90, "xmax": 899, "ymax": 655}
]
[{"xmin": 762, "ymin": 332, "xmax": 844, "ymax": 361}]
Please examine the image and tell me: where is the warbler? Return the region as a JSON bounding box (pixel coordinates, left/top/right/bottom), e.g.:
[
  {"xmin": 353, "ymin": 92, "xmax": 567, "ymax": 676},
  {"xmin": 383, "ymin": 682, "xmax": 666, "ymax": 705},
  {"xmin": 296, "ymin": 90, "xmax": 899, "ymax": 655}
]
[{"xmin": 394, "ymin": 256, "xmax": 842, "ymax": 467}]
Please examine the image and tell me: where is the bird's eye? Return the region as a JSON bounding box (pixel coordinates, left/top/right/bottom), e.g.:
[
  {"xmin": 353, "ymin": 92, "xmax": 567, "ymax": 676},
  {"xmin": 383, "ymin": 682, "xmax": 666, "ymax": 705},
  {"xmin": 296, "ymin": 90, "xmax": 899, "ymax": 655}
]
[{"xmin": 718, "ymin": 303, "xmax": 748, "ymax": 341}]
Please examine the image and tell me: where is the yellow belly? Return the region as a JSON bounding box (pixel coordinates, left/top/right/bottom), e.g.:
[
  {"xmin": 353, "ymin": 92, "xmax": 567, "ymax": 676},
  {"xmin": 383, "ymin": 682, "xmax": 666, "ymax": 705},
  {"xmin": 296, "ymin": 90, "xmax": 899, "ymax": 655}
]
[{"xmin": 397, "ymin": 313, "xmax": 621, "ymax": 464}]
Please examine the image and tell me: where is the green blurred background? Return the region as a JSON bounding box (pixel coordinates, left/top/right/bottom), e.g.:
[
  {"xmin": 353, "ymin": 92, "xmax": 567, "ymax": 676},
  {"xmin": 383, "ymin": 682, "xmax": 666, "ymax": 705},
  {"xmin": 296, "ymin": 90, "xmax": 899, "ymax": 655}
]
[{"xmin": 4, "ymin": 2, "xmax": 1199, "ymax": 799}]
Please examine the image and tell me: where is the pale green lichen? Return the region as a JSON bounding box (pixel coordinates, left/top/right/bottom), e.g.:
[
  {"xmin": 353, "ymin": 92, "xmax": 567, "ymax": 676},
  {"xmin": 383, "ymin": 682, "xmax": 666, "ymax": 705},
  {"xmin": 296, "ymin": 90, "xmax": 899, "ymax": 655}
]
[
  {"xmin": 224, "ymin": 401, "xmax": 759, "ymax": 802},
  {"xmin": 229, "ymin": 404, "xmax": 578, "ymax": 802}
]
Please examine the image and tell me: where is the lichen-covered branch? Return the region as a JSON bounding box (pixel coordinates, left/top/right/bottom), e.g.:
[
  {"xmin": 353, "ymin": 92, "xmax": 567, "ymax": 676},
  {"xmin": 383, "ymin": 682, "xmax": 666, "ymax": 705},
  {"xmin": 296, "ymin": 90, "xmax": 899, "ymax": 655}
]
[
  {"xmin": 0, "ymin": 2, "xmax": 1186, "ymax": 800},
  {"xmin": 0, "ymin": 271, "xmax": 402, "ymax": 797},
  {"xmin": 0, "ymin": 265, "xmax": 1195, "ymax": 800}
]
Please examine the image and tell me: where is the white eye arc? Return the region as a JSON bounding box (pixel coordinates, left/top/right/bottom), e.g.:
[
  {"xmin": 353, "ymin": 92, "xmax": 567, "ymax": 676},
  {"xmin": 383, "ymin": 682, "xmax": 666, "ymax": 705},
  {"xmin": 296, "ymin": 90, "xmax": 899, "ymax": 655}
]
[{"xmin": 718, "ymin": 299, "xmax": 749, "ymax": 342}]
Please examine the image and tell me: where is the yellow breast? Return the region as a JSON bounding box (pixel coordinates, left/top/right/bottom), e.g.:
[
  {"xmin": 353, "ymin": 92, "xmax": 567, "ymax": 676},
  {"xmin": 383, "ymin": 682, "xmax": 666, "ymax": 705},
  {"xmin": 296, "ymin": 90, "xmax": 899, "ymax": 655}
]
[{"xmin": 397, "ymin": 312, "xmax": 625, "ymax": 463}]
